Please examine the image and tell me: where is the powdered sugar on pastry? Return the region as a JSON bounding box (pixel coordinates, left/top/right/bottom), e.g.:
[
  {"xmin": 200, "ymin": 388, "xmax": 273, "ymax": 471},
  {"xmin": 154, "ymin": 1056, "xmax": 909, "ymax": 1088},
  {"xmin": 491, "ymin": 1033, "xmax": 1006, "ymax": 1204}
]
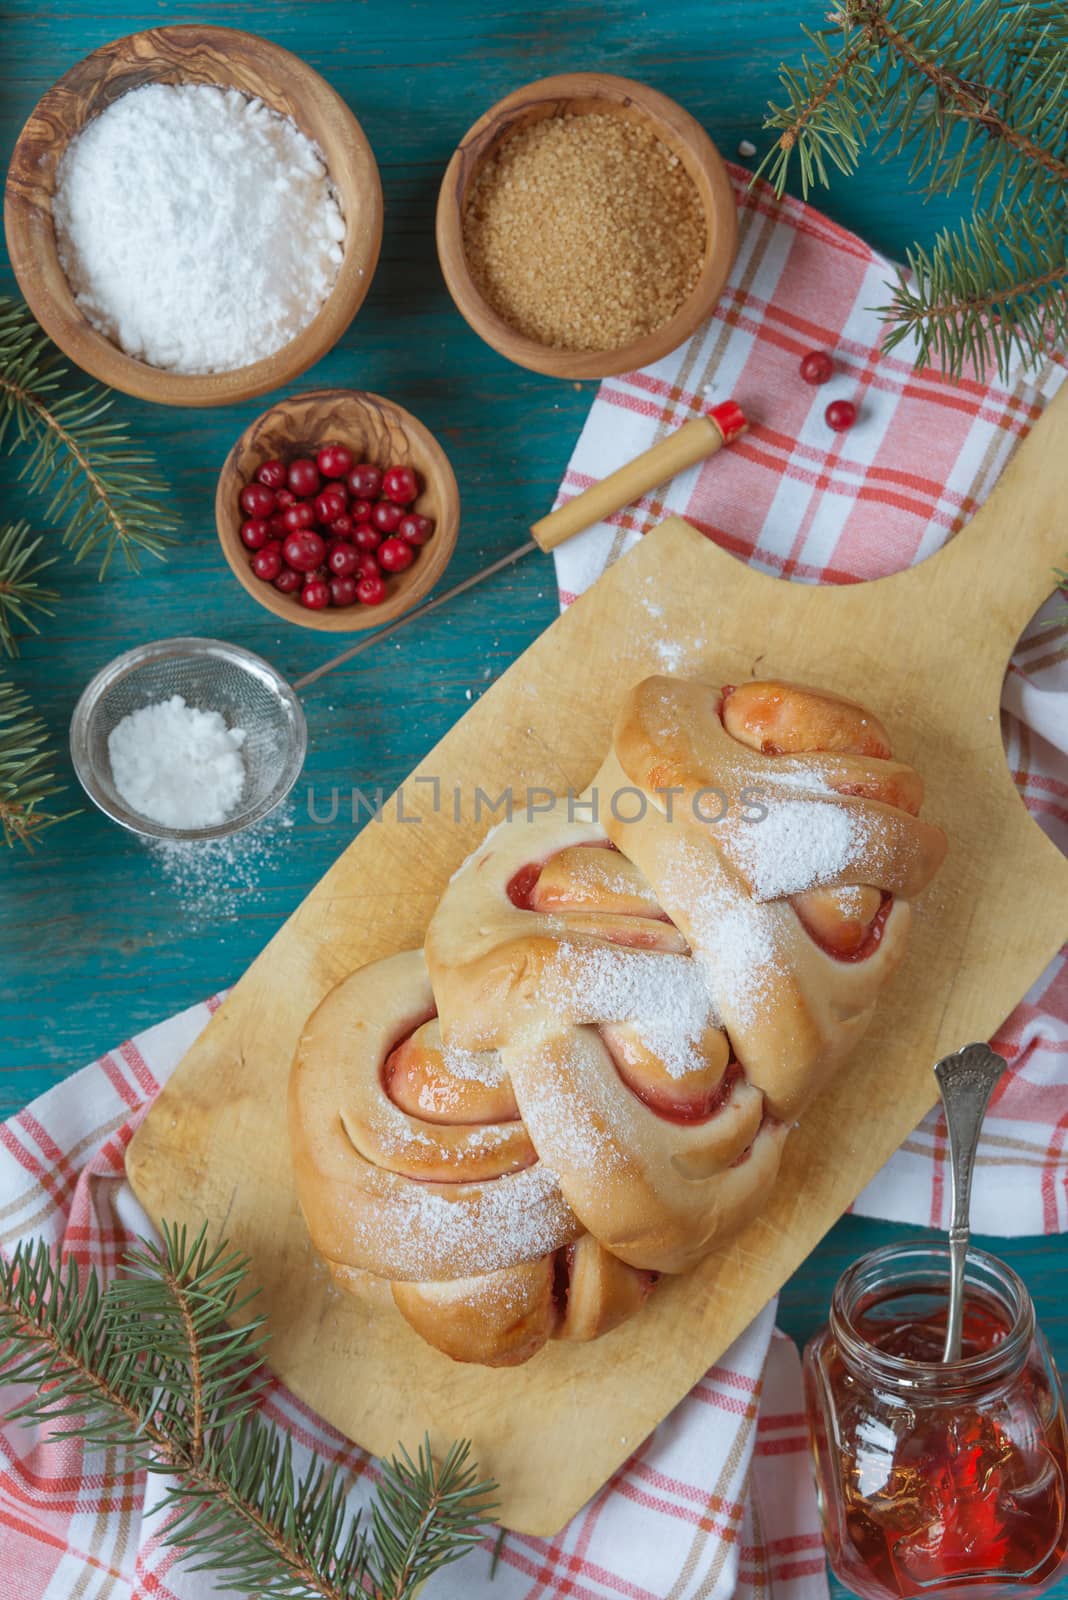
[
  {"xmin": 749, "ymin": 765, "xmax": 836, "ymax": 796},
  {"xmin": 729, "ymin": 799, "xmax": 873, "ymax": 900},
  {"xmin": 511, "ymin": 1039, "xmax": 623, "ymax": 1169},
  {"xmin": 659, "ymin": 844, "xmax": 785, "ymax": 1029},
  {"xmin": 537, "ymin": 944, "xmax": 720, "ymax": 1078},
  {"xmin": 345, "ymin": 1161, "xmax": 575, "ymax": 1279},
  {"xmin": 438, "ymin": 1039, "xmax": 507, "ymax": 1088}
]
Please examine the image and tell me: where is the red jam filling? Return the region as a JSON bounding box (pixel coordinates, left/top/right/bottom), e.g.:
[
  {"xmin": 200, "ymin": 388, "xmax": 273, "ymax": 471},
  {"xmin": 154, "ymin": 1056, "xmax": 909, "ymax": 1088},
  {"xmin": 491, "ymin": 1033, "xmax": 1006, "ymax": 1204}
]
[
  {"xmin": 506, "ymin": 861, "xmax": 542, "ymax": 910},
  {"xmin": 798, "ymin": 891, "xmax": 893, "ymax": 963},
  {"xmin": 381, "ymin": 1015, "xmax": 521, "ymax": 1128},
  {"xmin": 506, "ymin": 842, "xmax": 620, "ymax": 910},
  {"xmin": 611, "ymin": 1054, "xmax": 746, "ymax": 1126}
]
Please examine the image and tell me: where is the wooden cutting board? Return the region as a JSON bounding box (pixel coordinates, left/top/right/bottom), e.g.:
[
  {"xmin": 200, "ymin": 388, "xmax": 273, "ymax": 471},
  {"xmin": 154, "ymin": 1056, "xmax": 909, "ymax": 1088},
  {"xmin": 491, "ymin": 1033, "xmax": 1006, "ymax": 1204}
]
[{"xmin": 127, "ymin": 383, "xmax": 1068, "ymax": 1536}]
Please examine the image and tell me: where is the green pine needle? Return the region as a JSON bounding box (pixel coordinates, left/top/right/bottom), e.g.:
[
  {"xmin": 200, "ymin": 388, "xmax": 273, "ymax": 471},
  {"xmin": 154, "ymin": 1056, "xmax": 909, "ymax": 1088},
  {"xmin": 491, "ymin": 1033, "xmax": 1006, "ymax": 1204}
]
[
  {"xmin": 0, "ymin": 522, "xmax": 59, "ymax": 657},
  {"xmin": 0, "ymin": 674, "xmax": 71, "ymax": 848},
  {"xmin": 882, "ymin": 212, "xmax": 1068, "ymax": 380},
  {"xmin": 0, "ymin": 296, "xmax": 178, "ymax": 848},
  {"xmin": 0, "ymin": 297, "xmax": 177, "ymax": 576},
  {"xmin": 757, "ymin": 0, "xmax": 1068, "ymax": 380},
  {"xmin": 0, "ymin": 1223, "xmax": 497, "ymax": 1600}
]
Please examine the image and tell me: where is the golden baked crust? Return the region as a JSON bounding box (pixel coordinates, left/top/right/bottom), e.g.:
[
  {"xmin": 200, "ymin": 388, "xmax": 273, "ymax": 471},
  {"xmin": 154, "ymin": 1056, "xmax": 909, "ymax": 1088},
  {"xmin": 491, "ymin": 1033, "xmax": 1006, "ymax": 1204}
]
[
  {"xmin": 291, "ymin": 676, "xmax": 946, "ymax": 1364},
  {"xmin": 290, "ymin": 947, "xmax": 652, "ymax": 1365}
]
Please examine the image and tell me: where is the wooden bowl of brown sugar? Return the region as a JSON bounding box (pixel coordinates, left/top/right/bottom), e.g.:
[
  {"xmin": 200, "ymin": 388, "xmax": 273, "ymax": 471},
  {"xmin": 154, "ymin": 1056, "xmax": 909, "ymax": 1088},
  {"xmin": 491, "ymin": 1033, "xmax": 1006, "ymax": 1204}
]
[{"xmin": 436, "ymin": 72, "xmax": 737, "ymax": 381}]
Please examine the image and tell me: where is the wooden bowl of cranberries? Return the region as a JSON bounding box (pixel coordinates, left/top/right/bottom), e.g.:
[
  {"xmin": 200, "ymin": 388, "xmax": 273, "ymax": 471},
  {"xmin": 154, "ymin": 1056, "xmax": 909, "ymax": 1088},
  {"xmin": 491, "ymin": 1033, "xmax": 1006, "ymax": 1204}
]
[{"xmin": 215, "ymin": 387, "xmax": 460, "ymax": 630}]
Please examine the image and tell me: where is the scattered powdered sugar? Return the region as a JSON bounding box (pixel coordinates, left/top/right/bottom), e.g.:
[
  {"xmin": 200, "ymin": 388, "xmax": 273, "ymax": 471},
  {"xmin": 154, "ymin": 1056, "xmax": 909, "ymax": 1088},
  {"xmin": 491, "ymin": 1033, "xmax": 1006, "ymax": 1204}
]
[
  {"xmin": 730, "ymin": 798, "xmax": 871, "ymax": 900},
  {"xmin": 54, "ymin": 84, "xmax": 345, "ymax": 374},
  {"xmin": 652, "ymin": 633, "xmax": 708, "ymax": 673},
  {"xmin": 108, "ymin": 694, "xmax": 246, "ymax": 829},
  {"xmin": 439, "ymin": 1039, "xmax": 507, "ymax": 1088},
  {"xmin": 537, "ymin": 944, "xmax": 719, "ymax": 1078},
  {"xmin": 831, "ymin": 885, "xmax": 867, "ymax": 914},
  {"xmin": 514, "ymin": 1043, "xmax": 621, "ymax": 1169},
  {"xmin": 655, "ymin": 638, "xmax": 686, "ymax": 671},
  {"xmin": 637, "ymin": 580, "xmax": 707, "ymax": 671},
  {"xmin": 355, "ymin": 1162, "xmax": 574, "ymax": 1278},
  {"xmin": 750, "ymin": 764, "xmax": 836, "ymax": 797},
  {"xmin": 368, "ymin": 1115, "xmax": 512, "ymax": 1164},
  {"xmin": 551, "ymin": 851, "xmax": 640, "ymax": 902},
  {"xmin": 660, "ymin": 845, "xmax": 786, "ymax": 1030},
  {"xmin": 145, "ymin": 803, "xmax": 295, "ymax": 926},
  {"xmin": 697, "ymin": 899, "xmax": 783, "ymax": 1026},
  {"xmin": 437, "ymin": 1267, "xmax": 535, "ymax": 1314}
]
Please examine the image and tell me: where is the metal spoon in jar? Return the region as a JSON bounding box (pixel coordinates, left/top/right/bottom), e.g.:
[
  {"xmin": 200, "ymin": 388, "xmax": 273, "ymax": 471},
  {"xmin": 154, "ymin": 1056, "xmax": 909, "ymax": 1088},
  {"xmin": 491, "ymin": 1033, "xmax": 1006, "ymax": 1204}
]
[{"xmin": 933, "ymin": 1042, "xmax": 1007, "ymax": 1362}]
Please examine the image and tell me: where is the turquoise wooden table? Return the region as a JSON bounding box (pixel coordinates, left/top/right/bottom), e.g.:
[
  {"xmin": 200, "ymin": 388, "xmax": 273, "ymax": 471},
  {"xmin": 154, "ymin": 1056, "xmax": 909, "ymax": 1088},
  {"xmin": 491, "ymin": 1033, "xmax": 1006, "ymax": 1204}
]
[{"xmin": 1, "ymin": 5, "xmax": 1065, "ymax": 1594}]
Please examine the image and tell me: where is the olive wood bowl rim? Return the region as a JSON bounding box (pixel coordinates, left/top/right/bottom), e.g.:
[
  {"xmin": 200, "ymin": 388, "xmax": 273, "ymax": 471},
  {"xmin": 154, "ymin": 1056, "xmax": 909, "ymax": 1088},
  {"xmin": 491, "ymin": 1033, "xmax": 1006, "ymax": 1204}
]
[
  {"xmin": 435, "ymin": 70, "xmax": 738, "ymax": 382},
  {"xmin": 3, "ymin": 24, "xmax": 383, "ymax": 409},
  {"xmin": 215, "ymin": 386, "xmax": 460, "ymax": 633}
]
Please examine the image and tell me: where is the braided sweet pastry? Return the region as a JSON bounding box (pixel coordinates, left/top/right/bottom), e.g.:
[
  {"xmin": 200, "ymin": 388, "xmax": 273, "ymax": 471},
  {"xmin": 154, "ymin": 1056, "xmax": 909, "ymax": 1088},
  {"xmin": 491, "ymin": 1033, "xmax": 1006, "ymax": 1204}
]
[{"xmin": 291, "ymin": 676, "xmax": 945, "ymax": 1365}]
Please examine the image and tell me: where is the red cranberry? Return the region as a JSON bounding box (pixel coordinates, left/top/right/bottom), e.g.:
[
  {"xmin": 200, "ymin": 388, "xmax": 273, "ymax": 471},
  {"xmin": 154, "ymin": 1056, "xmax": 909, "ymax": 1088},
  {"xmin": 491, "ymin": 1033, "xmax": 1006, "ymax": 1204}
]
[
  {"xmin": 329, "ymin": 574, "xmax": 358, "ymax": 607},
  {"xmin": 800, "ymin": 350, "xmax": 834, "ymax": 385},
  {"xmin": 274, "ymin": 566, "xmax": 302, "ymax": 594},
  {"xmin": 288, "ymin": 458, "xmax": 320, "ymax": 497},
  {"xmin": 349, "ymin": 499, "xmax": 372, "ymax": 523},
  {"xmin": 378, "ymin": 536, "xmax": 414, "ymax": 573},
  {"xmin": 283, "ymin": 503, "xmax": 315, "ymax": 532},
  {"xmin": 256, "ymin": 459, "xmax": 287, "ymax": 489},
  {"xmin": 328, "ymin": 542, "xmax": 361, "ymax": 578},
  {"xmin": 357, "ymin": 573, "xmax": 387, "ymax": 606},
  {"xmin": 353, "ymin": 522, "xmax": 381, "ymax": 551},
  {"xmin": 283, "ymin": 530, "xmax": 327, "ymax": 573},
  {"xmin": 239, "ymin": 482, "xmax": 276, "ymax": 518},
  {"xmin": 329, "ymin": 514, "xmax": 354, "ymax": 539},
  {"xmin": 301, "ymin": 578, "xmax": 331, "ymax": 611},
  {"xmin": 251, "ymin": 542, "xmax": 283, "ymax": 581},
  {"xmin": 240, "ymin": 518, "xmax": 270, "ymax": 550},
  {"xmin": 382, "ymin": 464, "xmax": 419, "ymax": 505},
  {"xmin": 315, "ymin": 487, "xmax": 348, "ymax": 524},
  {"xmin": 275, "ymin": 487, "xmax": 297, "ymax": 509},
  {"xmin": 372, "ymin": 499, "xmax": 404, "ymax": 534},
  {"xmin": 357, "ymin": 552, "xmax": 380, "ymax": 579},
  {"xmin": 347, "ymin": 463, "xmax": 382, "ymax": 499},
  {"xmin": 825, "ymin": 398, "xmax": 858, "ymax": 432},
  {"xmin": 267, "ymin": 511, "xmax": 288, "ymax": 538},
  {"xmin": 318, "ymin": 444, "xmax": 354, "ymax": 480},
  {"xmin": 398, "ymin": 513, "xmax": 434, "ymax": 546}
]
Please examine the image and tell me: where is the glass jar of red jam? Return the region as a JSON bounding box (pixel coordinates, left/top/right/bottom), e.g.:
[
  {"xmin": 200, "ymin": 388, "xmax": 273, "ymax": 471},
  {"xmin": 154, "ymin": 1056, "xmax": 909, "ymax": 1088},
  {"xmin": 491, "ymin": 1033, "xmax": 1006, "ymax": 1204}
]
[{"xmin": 805, "ymin": 1242, "xmax": 1068, "ymax": 1600}]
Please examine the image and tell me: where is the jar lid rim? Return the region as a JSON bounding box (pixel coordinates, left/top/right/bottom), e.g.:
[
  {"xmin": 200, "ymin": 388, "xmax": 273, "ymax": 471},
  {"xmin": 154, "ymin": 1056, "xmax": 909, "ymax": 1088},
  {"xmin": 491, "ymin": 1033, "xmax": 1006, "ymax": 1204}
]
[{"xmin": 830, "ymin": 1240, "xmax": 1033, "ymax": 1385}]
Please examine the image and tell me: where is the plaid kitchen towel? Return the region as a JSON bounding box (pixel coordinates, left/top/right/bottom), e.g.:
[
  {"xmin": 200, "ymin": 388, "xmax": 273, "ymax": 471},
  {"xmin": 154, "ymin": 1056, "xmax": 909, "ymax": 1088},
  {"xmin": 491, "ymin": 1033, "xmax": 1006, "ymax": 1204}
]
[{"xmin": 1, "ymin": 166, "xmax": 1066, "ymax": 1600}]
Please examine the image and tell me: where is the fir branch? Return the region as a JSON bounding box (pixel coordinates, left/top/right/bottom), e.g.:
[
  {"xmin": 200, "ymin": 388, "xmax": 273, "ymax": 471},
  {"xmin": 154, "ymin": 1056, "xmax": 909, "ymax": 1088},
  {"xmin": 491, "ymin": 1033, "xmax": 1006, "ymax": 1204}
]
[
  {"xmin": 757, "ymin": 24, "xmax": 876, "ymax": 193},
  {"xmin": 0, "ymin": 522, "xmax": 58, "ymax": 657},
  {"xmin": 0, "ymin": 1223, "xmax": 496, "ymax": 1600},
  {"xmin": 860, "ymin": 0, "xmax": 1068, "ymax": 203},
  {"xmin": 368, "ymin": 1439, "xmax": 495, "ymax": 1599},
  {"xmin": 0, "ymin": 675, "xmax": 70, "ymax": 848},
  {"xmin": 0, "ymin": 298, "xmax": 177, "ymax": 575},
  {"xmin": 760, "ymin": 1, "xmax": 1068, "ymax": 200},
  {"xmin": 882, "ymin": 213, "xmax": 1068, "ymax": 379},
  {"xmin": 758, "ymin": 1, "xmax": 1068, "ymax": 378}
]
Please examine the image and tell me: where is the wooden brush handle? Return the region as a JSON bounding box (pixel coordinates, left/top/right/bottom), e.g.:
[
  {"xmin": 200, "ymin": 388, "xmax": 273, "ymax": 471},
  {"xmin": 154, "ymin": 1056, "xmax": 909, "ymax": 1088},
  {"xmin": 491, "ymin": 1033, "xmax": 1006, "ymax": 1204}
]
[{"xmin": 531, "ymin": 402, "xmax": 747, "ymax": 553}]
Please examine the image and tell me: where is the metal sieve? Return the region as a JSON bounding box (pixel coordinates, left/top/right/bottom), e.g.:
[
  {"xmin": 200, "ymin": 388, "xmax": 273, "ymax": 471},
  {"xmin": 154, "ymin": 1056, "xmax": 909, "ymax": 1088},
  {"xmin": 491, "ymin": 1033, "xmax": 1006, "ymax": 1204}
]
[{"xmin": 70, "ymin": 637, "xmax": 307, "ymax": 843}]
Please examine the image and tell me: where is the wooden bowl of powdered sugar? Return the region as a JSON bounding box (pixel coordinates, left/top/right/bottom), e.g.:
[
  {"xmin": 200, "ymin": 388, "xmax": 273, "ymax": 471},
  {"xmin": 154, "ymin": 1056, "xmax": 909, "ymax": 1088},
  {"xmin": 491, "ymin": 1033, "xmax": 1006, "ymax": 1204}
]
[{"xmin": 4, "ymin": 25, "xmax": 382, "ymax": 407}]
